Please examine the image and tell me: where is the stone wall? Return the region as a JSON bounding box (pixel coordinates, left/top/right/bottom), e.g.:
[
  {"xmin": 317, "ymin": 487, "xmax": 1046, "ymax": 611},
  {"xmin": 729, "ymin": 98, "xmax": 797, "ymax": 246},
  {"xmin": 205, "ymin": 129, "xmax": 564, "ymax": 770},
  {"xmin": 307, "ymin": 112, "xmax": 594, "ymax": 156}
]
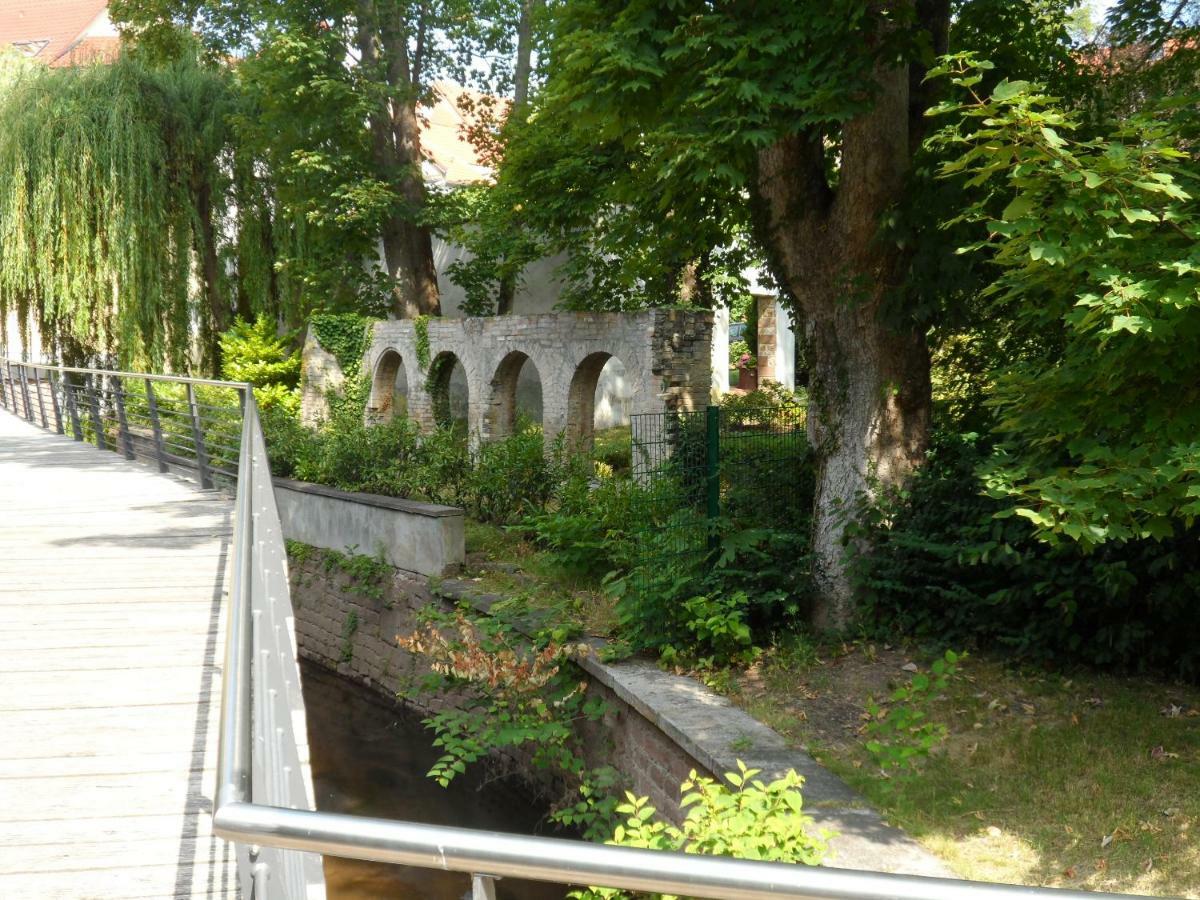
[
  {"xmin": 289, "ymin": 552, "xmax": 706, "ymax": 822},
  {"xmin": 301, "ymin": 309, "xmax": 714, "ymax": 452}
]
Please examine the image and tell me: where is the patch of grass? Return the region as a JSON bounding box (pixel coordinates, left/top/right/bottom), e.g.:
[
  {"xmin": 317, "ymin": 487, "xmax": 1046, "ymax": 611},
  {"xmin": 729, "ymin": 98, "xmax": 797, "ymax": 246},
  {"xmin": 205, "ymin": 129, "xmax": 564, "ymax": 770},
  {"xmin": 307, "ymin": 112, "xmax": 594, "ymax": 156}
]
[
  {"xmin": 726, "ymin": 644, "xmax": 1200, "ymax": 898},
  {"xmin": 462, "ymin": 520, "xmax": 617, "ymax": 639}
]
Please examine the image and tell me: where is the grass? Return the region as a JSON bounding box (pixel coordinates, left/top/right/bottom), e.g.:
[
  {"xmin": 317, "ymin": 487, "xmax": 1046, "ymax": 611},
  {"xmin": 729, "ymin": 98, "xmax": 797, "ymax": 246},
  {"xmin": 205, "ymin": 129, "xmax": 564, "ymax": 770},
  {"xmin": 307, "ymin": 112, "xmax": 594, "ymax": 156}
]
[
  {"xmin": 724, "ymin": 642, "xmax": 1200, "ymax": 897},
  {"xmin": 462, "ymin": 519, "xmax": 617, "ymax": 638}
]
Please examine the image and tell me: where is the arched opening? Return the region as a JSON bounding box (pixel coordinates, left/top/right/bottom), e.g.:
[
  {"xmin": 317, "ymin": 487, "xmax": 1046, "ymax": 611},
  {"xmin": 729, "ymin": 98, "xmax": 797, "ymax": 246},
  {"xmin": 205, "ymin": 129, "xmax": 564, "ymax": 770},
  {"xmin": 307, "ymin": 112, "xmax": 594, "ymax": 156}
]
[
  {"xmin": 368, "ymin": 350, "xmax": 409, "ymax": 424},
  {"xmin": 427, "ymin": 351, "xmax": 469, "ymax": 433},
  {"xmin": 567, "ymin": 352, "xmax": 631, "ymax": 455},
  {"xmin": 486, "ymin": 351, "xmax": 543, "ymax": 441}
]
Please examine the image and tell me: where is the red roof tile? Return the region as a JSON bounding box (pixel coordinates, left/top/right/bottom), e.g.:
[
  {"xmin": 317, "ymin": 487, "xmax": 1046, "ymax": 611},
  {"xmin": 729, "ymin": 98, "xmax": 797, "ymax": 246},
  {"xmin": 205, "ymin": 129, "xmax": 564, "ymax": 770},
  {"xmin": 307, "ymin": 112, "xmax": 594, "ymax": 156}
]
[{"xmin": 0, "ymin": 0, "xmax": 111, "ymax": 65}]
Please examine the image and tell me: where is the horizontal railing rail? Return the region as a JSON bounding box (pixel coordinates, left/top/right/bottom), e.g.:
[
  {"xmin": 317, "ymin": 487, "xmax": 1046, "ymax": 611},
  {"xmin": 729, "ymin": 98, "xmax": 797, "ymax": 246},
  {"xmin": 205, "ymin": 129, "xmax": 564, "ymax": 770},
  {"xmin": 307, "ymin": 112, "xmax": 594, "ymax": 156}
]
[
  {"xmin": 1, "ymin": 357, "xmax": 1164, "ymax": 900},
  {"xmin": 0, "ymin": 358, "xmax": 245, "ymax": 489}
]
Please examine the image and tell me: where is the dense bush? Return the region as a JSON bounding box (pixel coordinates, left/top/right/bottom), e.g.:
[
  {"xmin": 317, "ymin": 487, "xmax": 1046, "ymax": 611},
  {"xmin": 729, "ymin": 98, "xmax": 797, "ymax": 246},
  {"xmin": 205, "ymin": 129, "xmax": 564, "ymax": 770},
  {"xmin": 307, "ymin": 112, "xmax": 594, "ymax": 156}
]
[
  {"xmin": 262, "ymin": 397, "xmax": 565, "ymax": 525},
  {"xmin": 219, "ymin": 316, "xmax": 301, "ymax": 414},
  {"xmin": 853, "ymin": 431, "xmax": 1200, "ymax": 678}
]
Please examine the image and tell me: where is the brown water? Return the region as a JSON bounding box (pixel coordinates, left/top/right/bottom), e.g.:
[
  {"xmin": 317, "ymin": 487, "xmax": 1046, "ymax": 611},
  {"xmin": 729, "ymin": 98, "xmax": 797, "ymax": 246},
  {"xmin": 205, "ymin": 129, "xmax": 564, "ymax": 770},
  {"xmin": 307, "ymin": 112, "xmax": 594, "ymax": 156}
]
[{"xmin": 300, "ymin": 661, "xmax": 570, "ymax": 900}]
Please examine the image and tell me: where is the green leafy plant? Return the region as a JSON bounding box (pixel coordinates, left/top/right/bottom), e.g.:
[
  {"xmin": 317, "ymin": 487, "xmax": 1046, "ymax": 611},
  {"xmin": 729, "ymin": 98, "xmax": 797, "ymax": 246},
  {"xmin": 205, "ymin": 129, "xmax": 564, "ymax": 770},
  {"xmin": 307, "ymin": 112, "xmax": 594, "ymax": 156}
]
[
  {"xmin": 309, "ymin": 313, "xmax": 373, "ymax": 374},
  {"xmin": 398, "ymin": 607, "xmax": 609, "ymax": 791},
  {"xmin": 571, "ymin": 762, "xmax": 827, "ymax": 899},
  {"xmin": 219, "ymin": 316, "xmax": 301, "ymax": 414},
  {"xmin": 864, "ymin": 650, "xmax": 964, "ymax": 778},
  {"xmin": 412, "ymin": 314, "xmax": 431, "ymax": 371}
]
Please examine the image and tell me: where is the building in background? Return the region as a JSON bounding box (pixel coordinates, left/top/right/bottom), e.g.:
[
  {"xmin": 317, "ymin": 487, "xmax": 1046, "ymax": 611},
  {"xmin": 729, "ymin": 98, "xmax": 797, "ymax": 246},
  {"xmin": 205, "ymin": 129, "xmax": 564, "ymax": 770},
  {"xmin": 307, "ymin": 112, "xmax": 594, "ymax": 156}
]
[{"xmin": 0, "ymin": 0, "xmax": 120, "ymax": 67}]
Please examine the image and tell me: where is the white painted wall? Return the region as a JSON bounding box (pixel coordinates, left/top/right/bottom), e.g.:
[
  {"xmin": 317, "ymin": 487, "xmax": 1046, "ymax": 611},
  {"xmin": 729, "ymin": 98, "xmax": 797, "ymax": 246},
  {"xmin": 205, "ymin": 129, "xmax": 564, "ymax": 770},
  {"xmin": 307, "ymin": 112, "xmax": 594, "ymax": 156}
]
[
  {"xmin": 710, "ymin": 305, "xmax": 729, "ymax": 400},
  {"xmin": 774, "ymin": 303, "xmax": 796, "ymax": 391}
]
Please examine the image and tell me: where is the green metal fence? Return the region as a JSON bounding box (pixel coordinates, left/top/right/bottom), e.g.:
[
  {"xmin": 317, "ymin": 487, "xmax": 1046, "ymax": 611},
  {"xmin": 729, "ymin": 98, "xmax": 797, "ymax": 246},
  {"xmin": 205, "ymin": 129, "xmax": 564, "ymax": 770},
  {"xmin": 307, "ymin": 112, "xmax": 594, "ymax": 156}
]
[{"xmin": 628, "ymin": 400, "xmax": 809, "ymax": 578}]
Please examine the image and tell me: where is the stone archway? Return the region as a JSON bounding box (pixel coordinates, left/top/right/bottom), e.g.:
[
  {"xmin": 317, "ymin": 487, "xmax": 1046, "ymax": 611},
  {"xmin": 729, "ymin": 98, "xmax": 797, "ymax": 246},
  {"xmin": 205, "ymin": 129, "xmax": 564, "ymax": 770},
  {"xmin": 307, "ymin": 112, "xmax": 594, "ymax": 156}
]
[
  {"xmin": 427, "ymin": 351, "xmax": 469, "ymax": 432},
  {"xmin": 367, "ymin": 349, "xmax": 409, "ymax": 423},
  {"xmin": 566, "ymin": 351, "xmax": 624, "ymax": 452},
  {"xmin": 484, "ymin": 351, "xmax": 543, "ymax": 441}
]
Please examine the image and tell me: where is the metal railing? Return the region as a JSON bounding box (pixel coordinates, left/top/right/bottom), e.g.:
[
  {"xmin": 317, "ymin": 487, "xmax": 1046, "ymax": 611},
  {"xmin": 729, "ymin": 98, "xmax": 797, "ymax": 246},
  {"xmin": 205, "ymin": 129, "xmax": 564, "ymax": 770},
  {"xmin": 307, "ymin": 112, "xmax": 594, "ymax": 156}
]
[
  {"xmin": 0, "ymin": 359, "xmax": 244, "ymax": 488},
  {"xmin": 1, "ymin": 359, "xmax": 1164, "ymax": 900}
]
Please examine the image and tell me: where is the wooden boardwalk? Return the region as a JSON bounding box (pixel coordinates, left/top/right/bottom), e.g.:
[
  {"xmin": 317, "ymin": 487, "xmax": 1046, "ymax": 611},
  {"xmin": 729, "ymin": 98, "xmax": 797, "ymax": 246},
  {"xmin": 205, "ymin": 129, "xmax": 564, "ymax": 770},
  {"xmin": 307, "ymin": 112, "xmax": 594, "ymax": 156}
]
[{"xmin": 0, "ymin": 410, "xmax": 238, "ymax": 898}]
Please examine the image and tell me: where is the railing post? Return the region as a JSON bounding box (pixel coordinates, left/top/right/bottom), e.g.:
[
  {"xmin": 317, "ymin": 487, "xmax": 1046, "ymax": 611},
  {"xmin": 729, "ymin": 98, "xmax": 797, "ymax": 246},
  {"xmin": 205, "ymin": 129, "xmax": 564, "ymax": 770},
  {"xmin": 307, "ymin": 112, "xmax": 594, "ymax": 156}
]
[
  {"xmin": 145, "ymin": 378, "xmax": 168, "ymax": 473},
  {"xmin": 113, "ymin": 377, "xmax": 135, "ymax": 460},
  {"xmin": 471, "ymin": 874, "xmax": 499, "ymax": 900},
  {"xmin": 48, "ymin": 369, "xmax": 64, "ymax": 435},
  {"xmin": 18, "ymin": 365, "xmax": 33, "ymax": 422},
  {"xmin": 0, "ymin": 361, "xmax": 8, "ymax": 410},
  {"xmin": 33, "ymin": 367, "xmax": 48, "ymax": 429},
  {"xmin": 187, "ymin": 383, "xmax": 213, "ymax": 489},
  {"xmin": 65, "ymin": 376, "xmax": 84, "ymax": 441},
  {"xmin": 705, "ymin": 404, "xmax": 721, "ymax": 551},
  {"xmin": 87, "ymin": 376, "xmax": 106, "ymax": 450}
]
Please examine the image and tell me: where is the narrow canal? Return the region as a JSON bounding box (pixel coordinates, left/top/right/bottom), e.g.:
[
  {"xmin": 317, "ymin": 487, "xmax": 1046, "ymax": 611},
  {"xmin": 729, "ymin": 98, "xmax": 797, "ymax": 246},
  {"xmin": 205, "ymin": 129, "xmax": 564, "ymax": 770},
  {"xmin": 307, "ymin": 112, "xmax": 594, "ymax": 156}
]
[{"xmin": 300, "ymin": 661, "xmax": 570, "ymax": 899}]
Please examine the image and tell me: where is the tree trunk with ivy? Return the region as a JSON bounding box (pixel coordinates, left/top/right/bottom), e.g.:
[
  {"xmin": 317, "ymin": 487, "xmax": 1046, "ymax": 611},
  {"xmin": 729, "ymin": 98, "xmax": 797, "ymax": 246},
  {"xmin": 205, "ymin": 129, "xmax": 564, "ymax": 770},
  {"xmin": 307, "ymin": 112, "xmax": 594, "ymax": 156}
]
[
  {"xmin": 751, "ymin": 7, "xmax": 946, "ymax": 628},
  {"xmin": 356, "ymin": 0, "xmax": 442, "ymax": 319}
]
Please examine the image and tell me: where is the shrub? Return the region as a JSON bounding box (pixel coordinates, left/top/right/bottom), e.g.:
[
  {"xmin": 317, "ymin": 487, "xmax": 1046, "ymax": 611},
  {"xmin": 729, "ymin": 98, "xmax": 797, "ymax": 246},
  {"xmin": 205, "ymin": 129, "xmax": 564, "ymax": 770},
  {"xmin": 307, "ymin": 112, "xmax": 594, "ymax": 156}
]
[
  {"xmin": 219, "ymin": 316, "xmax": 300, "ymax": 415},
  {"xmin": 467, "ymin": 424, "xmax": 561, "ymax": 523},
  {"xmin": 571, "ymin": 763, "xmax": 826, "ymax": 900},
  {"xmin": 853, "ymin": 430, "xmax": 1200, "ymax": 679}
]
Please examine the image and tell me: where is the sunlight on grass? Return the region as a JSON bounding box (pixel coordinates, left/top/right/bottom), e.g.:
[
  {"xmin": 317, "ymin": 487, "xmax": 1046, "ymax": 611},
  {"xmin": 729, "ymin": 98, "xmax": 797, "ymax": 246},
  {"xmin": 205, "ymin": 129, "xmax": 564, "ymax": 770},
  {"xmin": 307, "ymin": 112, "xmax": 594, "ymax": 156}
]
[{"xmin": 727, "ymin": 646, "xmax": 1200, "ymax": 898}]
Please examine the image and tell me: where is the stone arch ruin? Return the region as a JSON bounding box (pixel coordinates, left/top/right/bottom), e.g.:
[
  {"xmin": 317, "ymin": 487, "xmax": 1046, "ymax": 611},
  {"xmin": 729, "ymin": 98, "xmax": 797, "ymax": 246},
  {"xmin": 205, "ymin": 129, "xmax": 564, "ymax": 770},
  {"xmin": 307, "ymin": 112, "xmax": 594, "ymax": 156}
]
[{"xmin": 302, "ymin": 310, "xmax": 714, "ymax": 452}]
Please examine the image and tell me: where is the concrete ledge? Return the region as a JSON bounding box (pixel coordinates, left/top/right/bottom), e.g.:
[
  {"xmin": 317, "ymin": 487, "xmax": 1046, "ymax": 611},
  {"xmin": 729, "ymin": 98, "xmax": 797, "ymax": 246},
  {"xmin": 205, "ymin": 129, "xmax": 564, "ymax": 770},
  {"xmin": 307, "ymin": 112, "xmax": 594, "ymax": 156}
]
[
  {"xmin": 577, "ymin": 653, "xmax": 954, "ymax": 878},
  {"xmin": 273, "ymin": 478, "xmax": 464, "ymax": 577}
]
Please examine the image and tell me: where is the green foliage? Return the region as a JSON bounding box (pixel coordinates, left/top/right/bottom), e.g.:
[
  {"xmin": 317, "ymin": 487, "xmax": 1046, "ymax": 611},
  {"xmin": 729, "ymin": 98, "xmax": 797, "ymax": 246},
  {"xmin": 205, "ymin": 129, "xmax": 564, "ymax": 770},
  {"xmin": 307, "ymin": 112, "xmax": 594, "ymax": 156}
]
[
  {"xmin": 728, "ymin": 339, "xmax": 754, "ymax": 369},
  {"xmin": 219, "ymin": 316, "xmax": 300, "ymax": 413},
  {"xmin": 0, "ymin": 50, "xmax": 254, "ymax": 369},
  {"xmin": 309, "ymin": 313, "xmax": 373, "ymax": 374},
  {"xmin": 571, "ymin": 763, "xmax": 826, "ymax": 899},
  {"xmin": 412, "ymin": 314, "xmax": 431, "ymax": 371},
  {"xmin": 524, "ymin": 471, "xmax": 640, "ymax": 578},
  {"xmin": 316, "ymin": 545, "xmax": 393, "ymax": 603},
  {"xmin": 608, "ymin": 523, "xmax": 810, "ymax": 668},
  {"xmin": 852, "ymin": 430, "xmax": 1200, "ymax": 679},
  {"xmin": 864, "ymin": 650, "xmax": 964, "ymax": 778},
  {"xmin": 399, "ymin": 606, "xmax": 615, "ymax": 830},
  {"xmin": 932, "ymin": 57, "xmax": 1200, "ymax": 545},
  {"xmin": 469, "ymin": 424, "xmax": 568, "ymax": 524}
]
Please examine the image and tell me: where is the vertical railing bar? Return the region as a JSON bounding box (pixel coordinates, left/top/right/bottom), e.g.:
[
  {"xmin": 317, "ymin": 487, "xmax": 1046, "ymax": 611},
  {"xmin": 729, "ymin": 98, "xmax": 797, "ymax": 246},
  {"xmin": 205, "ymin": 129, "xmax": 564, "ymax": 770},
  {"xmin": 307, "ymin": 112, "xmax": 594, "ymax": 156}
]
[
  {"xmin": 65, "ymin": 376, "xmax": 84, "ymax": 442},
  {"xmin": 87, "ymin": 375, "xmax": 107, "ymax": 451},
  {"xmin": 471, "ymin": 873, "xmax": 499, "ymax": 900},
  {"xmin": 145, "ymin": 378, "xmax": 168, "ymax": 474},
  {"xmin": 187, "ymin": 382, "xmax": 213, "ymax": 490},
  {"xmin": 19, "ymin": 365, "xmax": 33, "ymax": 422},
  {"xmin": 49, "ymin": 369, "xmax": 64, "ymax": 435},
  {"xmin": 113, "ymin": 377, "xmax": 135, "ymax": 460},
  {"xmin": 33, "ymin": 367, "xmax": 48, "ymax": 429}
]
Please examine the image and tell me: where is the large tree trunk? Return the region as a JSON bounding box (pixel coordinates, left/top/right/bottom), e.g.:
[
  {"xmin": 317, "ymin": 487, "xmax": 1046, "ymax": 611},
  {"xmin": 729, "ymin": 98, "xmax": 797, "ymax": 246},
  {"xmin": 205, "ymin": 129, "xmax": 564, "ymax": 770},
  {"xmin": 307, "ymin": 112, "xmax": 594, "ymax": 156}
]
[
  {"xmin": 752, "ymin": 3, "xmax": 946, "ymax": 628},
  {"xmin": 195, "ymin": 177, "xmax": 226, "ymax": 375},
  {"xmin": 357, "ymin": 0, "xmax": 441, "ymax": 319}
]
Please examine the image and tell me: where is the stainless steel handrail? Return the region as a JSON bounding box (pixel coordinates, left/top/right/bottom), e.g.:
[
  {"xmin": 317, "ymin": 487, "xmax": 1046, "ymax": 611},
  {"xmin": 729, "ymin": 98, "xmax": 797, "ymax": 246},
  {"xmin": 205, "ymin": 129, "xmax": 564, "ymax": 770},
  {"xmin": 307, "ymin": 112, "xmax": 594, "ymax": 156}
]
[{"xmin": 0, "ymin": 357, "xmax": 1161, "ymax": 899}]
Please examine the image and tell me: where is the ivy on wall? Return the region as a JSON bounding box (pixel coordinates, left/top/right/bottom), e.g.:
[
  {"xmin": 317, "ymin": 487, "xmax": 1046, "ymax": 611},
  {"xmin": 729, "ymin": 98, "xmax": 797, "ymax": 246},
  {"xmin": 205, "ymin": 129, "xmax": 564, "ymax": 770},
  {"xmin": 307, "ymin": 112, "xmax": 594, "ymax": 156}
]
[
  {"xmin": 413, "ymin": 314, "xmax": 431, "ymax": 371},
  {"xmin": 309, "ymin": 313, "xmax": 374, "ymax": 373}
]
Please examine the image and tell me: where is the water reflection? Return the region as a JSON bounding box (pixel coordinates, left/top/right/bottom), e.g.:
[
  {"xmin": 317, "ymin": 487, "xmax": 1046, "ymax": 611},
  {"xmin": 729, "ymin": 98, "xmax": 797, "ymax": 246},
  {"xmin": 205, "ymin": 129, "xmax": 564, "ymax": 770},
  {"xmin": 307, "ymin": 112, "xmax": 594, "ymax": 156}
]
[{"xmin": 300, "ymin": 660, "xmax": 569, "ymax": 899}]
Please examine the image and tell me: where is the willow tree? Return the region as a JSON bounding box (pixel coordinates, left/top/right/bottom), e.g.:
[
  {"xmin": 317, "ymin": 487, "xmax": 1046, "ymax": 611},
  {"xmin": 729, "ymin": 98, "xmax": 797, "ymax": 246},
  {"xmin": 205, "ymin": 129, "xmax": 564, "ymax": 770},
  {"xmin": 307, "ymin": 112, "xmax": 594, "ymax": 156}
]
[{"xmin": 0, "ymin": 51, "xmax": 254, "ymax": 371}]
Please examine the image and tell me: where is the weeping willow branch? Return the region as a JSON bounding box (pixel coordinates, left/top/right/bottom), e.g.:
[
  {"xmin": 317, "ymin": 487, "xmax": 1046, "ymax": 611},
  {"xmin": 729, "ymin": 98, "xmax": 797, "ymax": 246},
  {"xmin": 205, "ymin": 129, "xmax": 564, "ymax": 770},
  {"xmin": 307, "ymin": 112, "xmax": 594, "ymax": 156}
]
[{"xmin": 0, "ymin": 50, "xmax": 268, "ymax": 372}]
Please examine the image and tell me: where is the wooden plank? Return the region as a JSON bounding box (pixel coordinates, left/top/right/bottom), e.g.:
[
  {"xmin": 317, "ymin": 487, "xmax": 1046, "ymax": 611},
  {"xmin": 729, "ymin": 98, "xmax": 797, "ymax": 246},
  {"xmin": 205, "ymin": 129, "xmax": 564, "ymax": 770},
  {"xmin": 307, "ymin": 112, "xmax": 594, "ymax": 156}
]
[{"xmin": 0, "ymin": 411, "xmax": 239, "ymax": 897}]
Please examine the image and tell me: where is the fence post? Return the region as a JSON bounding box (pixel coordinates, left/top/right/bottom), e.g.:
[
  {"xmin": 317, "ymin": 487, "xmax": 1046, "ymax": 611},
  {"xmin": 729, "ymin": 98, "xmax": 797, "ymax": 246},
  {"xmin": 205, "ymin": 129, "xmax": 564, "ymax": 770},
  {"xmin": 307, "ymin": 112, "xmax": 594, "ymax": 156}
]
[
  {"xmin": 18, "ymin": 365, "xmax": 33, "ymax": 422},
  {"xmin": 113, "ymin": 378, "xmax": 135, "ymax": 460},
  {"xmin": 187, "ymin": 383, "xmax": 213, "ymax": 489},
  {"xmin": 705, "ymin": 404, "xmax": 720, "ymax": 551},
  {"xmin": 33, "ymin": 368, "xmax": 48, "ymax": 428},
  {"xmin": 145, "ymin": 378, "xmax": 168, "ymax": 473},
  {"xmin": 65, "ymin": 376, "xmax": 84, "ymax": 441},
  {"xmin": 48, "ymin": 370, "xmax": 64, "ymax": 434},
  {"xmin": 87, "ymin": 376, "xmax": 106, "ymax": 450}
]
